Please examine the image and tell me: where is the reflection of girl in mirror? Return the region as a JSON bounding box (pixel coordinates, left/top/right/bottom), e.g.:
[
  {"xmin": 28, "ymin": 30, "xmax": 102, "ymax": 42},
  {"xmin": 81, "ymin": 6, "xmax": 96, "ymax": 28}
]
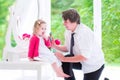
[{"xmin": 28, "ymin": 19, "xmax": 70, "ymax": 78}]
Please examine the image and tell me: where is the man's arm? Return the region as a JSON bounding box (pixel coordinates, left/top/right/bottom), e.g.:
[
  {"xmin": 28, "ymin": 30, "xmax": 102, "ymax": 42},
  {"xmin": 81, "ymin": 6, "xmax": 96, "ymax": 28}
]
[
  {"xmin": 53, "ymin": 44, "xmax": 68, "ymax": 52},
  {"xmin": 55, "ymin": 52, "xmax": 87, "ymax": 63}
]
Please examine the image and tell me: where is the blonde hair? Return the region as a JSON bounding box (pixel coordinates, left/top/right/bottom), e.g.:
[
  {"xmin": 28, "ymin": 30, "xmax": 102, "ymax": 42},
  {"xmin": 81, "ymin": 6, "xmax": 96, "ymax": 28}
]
[{"xmin": 33, "ymin": 19, "xmax": 46, "ymax": 35}]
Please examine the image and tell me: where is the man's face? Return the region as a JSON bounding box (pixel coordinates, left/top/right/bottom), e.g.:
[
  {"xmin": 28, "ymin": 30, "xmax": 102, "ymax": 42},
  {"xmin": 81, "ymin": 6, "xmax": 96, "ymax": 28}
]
[{"xmin": 63, "ymin": 19, "xmax": 77, "ymax": 31}]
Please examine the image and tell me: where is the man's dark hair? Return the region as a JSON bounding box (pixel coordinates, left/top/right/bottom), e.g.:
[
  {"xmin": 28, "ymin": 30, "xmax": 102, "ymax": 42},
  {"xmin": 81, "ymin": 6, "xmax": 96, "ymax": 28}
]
[{"xmin": 62, "ymin": 9, "xmax": 80, "ymax": 24}]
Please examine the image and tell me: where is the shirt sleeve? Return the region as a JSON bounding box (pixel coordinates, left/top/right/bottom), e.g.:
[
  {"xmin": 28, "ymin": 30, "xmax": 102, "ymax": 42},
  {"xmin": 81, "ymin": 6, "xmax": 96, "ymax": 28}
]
[{"xmin": 76, "ymin": 30, "xmax": 94, "ymax": 59}]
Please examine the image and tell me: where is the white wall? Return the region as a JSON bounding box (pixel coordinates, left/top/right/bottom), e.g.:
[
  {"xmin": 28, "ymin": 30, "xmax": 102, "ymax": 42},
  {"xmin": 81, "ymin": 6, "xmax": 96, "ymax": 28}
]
[{"xmin": 93, "ymin": 0, "xmax": 102, "ymax": 48}]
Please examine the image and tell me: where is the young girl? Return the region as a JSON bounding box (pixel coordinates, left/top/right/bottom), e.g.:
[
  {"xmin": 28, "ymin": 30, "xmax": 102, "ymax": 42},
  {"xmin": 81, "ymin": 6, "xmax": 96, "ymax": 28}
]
[{"xmin": 28, "ymin": 19, "xmax": 70, "ymax": 78}]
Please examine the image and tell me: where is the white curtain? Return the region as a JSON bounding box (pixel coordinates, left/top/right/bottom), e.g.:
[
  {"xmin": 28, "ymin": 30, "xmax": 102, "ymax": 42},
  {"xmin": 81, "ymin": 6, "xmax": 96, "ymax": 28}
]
[
  {"xmin": 11, "ymin": 0, "xmax": 38, "ymax": 44},
  {"xmin": 3, "ymin": 0, "xmax": 51, "ymax": 61}
]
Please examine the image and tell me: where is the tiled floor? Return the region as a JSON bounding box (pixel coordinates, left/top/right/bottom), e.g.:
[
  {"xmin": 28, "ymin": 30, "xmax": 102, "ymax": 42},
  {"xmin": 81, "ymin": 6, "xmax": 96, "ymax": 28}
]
[{"xmin": 0, "ymin": 65, "xmax": 120, "ymax": 80}]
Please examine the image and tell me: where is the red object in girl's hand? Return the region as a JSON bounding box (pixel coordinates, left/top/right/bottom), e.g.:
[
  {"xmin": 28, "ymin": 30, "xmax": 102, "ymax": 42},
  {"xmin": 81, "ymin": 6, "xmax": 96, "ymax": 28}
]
[{"xmin": 55, "ymin": 39, "xmax": 61, "ymax": 45}]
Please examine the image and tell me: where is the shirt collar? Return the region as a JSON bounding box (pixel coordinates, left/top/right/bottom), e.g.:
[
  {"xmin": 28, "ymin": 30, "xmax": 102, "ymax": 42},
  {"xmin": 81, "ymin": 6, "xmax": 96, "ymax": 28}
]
[
  {"xmin": 72, "ymin": 24, "xmax": 80, "ymax": 34},
  {"xmin": 66, "ymin": 24, "xmax": 81, "ymax": 34}
]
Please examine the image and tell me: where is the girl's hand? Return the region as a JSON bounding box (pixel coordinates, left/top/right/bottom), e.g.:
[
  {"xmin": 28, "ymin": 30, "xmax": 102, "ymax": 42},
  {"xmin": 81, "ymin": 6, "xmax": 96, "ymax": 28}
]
[
  {"xmin": 42, "ymin": 34, "xmax": 48, "ymax": 39},
  {"xmin": 28, "ymin": 58, "xmax": 34, "ymax": 61},
  {"xmin": 51, "ymin": 39, "xmax": 56, "ymax": 48}
]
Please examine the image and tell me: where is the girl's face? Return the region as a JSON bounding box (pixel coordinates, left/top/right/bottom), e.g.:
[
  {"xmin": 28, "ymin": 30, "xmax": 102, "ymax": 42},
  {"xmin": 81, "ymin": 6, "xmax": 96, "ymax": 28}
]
[{"xmin": 38, "ymin": 23, "xmax": 46, "ymax": 36}]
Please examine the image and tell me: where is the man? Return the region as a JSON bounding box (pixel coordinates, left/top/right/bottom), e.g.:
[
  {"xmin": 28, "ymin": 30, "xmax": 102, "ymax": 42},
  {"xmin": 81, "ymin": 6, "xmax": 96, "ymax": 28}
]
[{"xmin": 53, "ymin": 9, "xmax": 104, "ymax": 80}]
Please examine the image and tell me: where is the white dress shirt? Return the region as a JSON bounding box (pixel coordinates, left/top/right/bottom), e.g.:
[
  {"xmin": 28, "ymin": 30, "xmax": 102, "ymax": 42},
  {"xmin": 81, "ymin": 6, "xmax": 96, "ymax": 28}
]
[{"xmin": 65, "ymin": 23, "xmax": 104, "ymax": 73}]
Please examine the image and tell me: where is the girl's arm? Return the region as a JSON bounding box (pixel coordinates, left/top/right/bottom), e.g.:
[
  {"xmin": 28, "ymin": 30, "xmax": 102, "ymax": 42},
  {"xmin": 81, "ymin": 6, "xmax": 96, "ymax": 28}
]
[{"xmin": 28, "ymin": 36, "xmax": 36, "ymax": 60}]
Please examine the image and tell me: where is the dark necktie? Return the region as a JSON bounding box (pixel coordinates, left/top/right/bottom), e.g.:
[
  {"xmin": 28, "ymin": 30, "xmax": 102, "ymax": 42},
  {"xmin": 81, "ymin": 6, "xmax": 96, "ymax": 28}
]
[{"xmin": 70, "ymin": 33, "xmax": 75, "ymax": 56}]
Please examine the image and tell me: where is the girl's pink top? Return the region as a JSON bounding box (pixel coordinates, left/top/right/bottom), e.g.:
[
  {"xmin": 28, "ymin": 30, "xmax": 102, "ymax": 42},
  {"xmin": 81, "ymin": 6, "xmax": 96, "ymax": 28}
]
[{"xmin": 28, "ymin": 35, "xmax": 51, "ymax": 59}]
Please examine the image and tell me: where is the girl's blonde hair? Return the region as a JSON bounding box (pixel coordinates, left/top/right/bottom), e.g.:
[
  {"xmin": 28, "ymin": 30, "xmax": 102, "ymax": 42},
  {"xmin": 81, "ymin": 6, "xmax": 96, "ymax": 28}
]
[{"xmin": 33, "ymin": 19, "xmax": 46, "ymax": 35}]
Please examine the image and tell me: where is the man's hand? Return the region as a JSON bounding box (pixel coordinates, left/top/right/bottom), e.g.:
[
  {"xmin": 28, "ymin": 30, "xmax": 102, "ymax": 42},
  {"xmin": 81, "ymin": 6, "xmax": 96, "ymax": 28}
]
[{"xmin": 55, "ymin": 52, "xmax": 87, "ymax": 62}]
